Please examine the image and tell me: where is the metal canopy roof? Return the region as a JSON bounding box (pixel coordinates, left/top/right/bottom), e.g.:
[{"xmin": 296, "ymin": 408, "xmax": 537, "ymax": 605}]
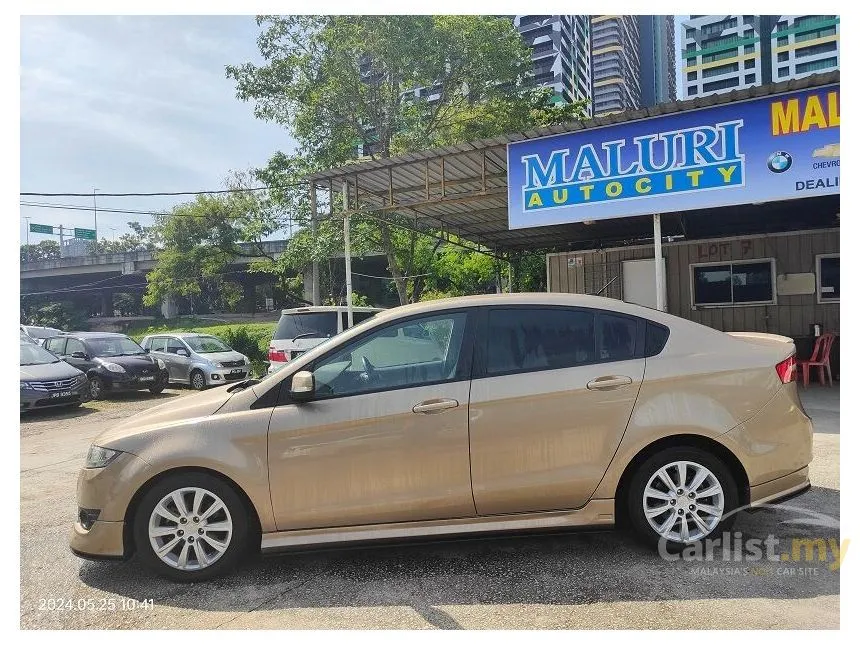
[{"xmin": 307, "ymin": 72, "xmax": 839, "ymax": 254}]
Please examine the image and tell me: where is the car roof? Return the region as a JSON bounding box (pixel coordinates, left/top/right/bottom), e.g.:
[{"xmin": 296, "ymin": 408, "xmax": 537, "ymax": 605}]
[
  {"xmin": 280, "ymin": 306, "xmax": 385, "ymax": 314},
  {"xmin": 144, "ymin": 332, "xmax": 214, "ymax": 338},
  {"xmin": 59, "ymin": 331, "xmax": 131, "ymax": 338}
]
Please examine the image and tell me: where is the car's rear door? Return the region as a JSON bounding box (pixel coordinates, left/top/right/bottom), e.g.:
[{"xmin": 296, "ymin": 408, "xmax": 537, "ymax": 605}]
[
  {"xmin": 267, "ymin": 309, "xmax": 477, "ymax": 530},
  {"xmin": 468, "ymin": 306, "xmax": 645, "ymax": 515}
]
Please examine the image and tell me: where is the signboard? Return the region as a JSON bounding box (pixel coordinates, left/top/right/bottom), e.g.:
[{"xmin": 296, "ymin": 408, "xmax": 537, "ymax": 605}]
[
  {"xmin": 29, "ymin": 223, "xmax": 54, "ymax": 234},
  {"xmin": 507, "ymin": 85, "xmax": 840, "ymax": 229},
  {"xmin": 74, "ymin": 228, "xmax": 96, "ymax": 240}
]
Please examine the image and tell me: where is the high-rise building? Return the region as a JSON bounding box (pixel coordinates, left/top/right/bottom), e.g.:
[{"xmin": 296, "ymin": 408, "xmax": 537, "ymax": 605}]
[
  {"xmin": 682, "ymin": 15, "xmax": 840, "ymax": 99},
  {"xmin": 513, "ymin": 15, "xmax": 592, "ymax": 114},
  {"xmin": 590, "ymin": 15, "xmax": 676, "ymax": 116},
  {"xmin": 770, "ymin": 15, "xmax": 840, "ymax": 83}
]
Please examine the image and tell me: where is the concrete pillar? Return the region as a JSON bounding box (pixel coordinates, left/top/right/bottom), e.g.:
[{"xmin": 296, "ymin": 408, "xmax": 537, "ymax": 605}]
[
  {"xmin": 161, "ymin": 296, "xmax": 178, "ymax": 319},
  {"xmin": 101, "ymin": 290, "xmax": 113, "ymax": 317},
  {"xmin": 243, "ymin": 281, "xmax": 256, "ymax": 313}
]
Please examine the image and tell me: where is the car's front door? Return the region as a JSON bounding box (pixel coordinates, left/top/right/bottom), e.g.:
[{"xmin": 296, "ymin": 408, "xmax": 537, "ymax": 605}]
[
  {"xmin": 61, "ymin": 337, "xmax": 96, "ymax": 373},
  {"xmin": 267, "ymin": 310, "xmax": 476, "ymax": 531},
  {"xmin": 165, "ymin": 338, "xmax": 192, "ymax": 382},
  {"xmin": 468, "ymin": 307, "xmax": 646, "ymax": 515}
]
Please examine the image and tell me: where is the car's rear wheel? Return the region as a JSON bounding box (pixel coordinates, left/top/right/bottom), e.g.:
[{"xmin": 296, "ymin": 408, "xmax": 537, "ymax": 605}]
[
  {"xmin": 133, "ymin": 472, "xmax": 249, "ymax": 582},
  {"xmin": 627, "ymin": 447, "xmax": 737, "ymax": 550},
  {"xmin": 190, "ymin": 369, "xmax": 206, "ymax": 391},
  {"xmin": 88, "ymin": 375, "xmax": 105, "ymax": 400}
]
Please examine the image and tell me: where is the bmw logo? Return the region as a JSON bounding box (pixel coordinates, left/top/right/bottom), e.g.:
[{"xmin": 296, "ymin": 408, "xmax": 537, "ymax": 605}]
[{"xmin": 767, "ymin": 151, "xmax": 792, "ymax": 173}]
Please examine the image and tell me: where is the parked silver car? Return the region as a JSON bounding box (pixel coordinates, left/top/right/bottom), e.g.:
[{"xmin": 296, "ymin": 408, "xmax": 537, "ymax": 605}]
[{"xmin": 140, "ymin": 333, "xmax": 250, "ymax": 390}]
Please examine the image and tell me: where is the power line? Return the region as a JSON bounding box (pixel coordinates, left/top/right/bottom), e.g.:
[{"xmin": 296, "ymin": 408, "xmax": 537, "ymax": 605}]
[
  {"xmin": 19, "ymin": 201, "xmax": 297, "ymax": 223},
  {"xmin": 20, "ymin": 183, "xmax": 307, "ymax": 198}
]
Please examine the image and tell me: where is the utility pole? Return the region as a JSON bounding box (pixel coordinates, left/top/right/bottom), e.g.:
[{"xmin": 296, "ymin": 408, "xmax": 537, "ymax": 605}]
[
  {"xmin": 24, "ymin": 217, "xmax": 30, "ymax": 248},
  {"xmin": 93, "ymin": 188, "xmax": 99, "ymax": 254},
  {"xmin": 58, "ymin": 224, "xmax": 65, "ymax": 258},
  {"xmin": 342, "ymin": 181, "xmax": 353, "ymax": 328}
]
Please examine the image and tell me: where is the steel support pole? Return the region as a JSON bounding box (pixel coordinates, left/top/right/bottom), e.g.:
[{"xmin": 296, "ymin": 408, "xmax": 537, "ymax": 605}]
[
  {"xmin": 309, "ymin": 185, "xmax": 320, "ymax": 305},
  {"xmin": 653, "ymin": 214, "xmax": 665, "ymax": 312},
  {"xmin": 342, "ymin": 181, "xmax": 354, "ymax": 328}
]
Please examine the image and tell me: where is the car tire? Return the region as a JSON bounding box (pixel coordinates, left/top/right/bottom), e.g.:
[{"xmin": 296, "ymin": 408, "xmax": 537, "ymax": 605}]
[
  {"xmin": 189, "ymin": 369, "xmax": 207, "ymax": 391},
  {"xmin": 149, "ymin": 372, "xmax": 167, "ymax": 394},
  {"xmin": 88, "ymin": 375, "xmax": 106, "ymax": 401},
  {"xmin": 133, "ymin": 471, "xmax": 249, "ymax": 583},
  {"xmin": 627, "ymin": 446, "xmax": 738, "ymax": 551}
]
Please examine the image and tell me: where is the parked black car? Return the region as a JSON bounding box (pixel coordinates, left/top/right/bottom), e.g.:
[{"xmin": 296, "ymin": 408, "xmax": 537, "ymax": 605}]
[
  {"xmin": 20, "ymin": 342, "xmax": 90, "ymax": 412},
  {"xmin": 43, "ymin": 332, "xmax": 169, "ymax": 400}
]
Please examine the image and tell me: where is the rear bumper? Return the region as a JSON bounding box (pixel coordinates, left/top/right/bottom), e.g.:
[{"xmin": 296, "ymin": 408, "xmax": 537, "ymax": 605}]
[{"xmin": 749, "ymin": 466, "xmax": 811, "ymax": 507}]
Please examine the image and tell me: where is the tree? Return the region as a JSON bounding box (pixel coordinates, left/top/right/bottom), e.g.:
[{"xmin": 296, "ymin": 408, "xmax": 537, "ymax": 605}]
[
  {"xmin": 228, "ymin": 15, "xmax": 589, "ymax": 304},
  {"xmin": 21, "ymin": 239, "xmax": 60, "ymax": 263},
  {"xmin": 96, "ymin": 221, "xmax": 160, "ymax": 253},
  {"xmin": 142, "ymin": 172, "xmax": 306, "ymax": 310}
]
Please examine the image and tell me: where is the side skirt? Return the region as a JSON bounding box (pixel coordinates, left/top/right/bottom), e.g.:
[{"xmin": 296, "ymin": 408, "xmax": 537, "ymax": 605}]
[{"xmin": 260, "ymin": 499, "xmax": 616, "ymax": 552}]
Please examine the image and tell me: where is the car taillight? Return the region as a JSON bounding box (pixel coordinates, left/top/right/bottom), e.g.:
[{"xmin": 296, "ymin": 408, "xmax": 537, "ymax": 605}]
[
  {"xmin": 268, "ymin": 347, "xmax": 288, "ymax": 362},
  {"xmin": 775, "ymin": 355, "xmax": 796, "ymax": 384}
]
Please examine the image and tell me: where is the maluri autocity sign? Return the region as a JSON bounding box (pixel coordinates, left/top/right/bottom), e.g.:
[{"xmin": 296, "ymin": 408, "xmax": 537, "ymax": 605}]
[{"xmin": 507, "ymin": 84, "xmax": 839, "ymax": 229}]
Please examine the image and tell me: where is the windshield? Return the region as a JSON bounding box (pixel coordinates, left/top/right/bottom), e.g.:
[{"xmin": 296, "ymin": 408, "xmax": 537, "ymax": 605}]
[
  {"xmin": 274, "ymin": 312, "xmax": 338, "ymax": 340},
  {"xmin": 20, "ymin": 342, "xmax": 61, "ymax": 366},
  {"xmin": 184, "ymin": 335, "xmax": 231, "ymax": 353},
  {"xmin": 88, "ymin": 336, "xmax": 147, "ymax": 357}
]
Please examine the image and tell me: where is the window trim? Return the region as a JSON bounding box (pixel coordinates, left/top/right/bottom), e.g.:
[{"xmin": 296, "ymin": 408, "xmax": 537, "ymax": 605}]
[
  {"xmin": 689, "ymin": 258, "xmax": 778, "ymax": 308},
  {"xmin": 472, "ymin": 305, "xmax": 647, "ymax": 380},
  {"xmin": 816, "ymin": 253, "xmax": 840, "ymax": 304},
  {"xmin": 275, "ymin": 307, "xmax": 478, "ymax": 405}
]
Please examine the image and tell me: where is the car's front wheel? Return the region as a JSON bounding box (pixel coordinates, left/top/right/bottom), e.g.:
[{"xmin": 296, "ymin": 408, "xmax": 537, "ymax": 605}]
[
  {"xmin": 189, "ymin": 369, "xmax": 207, "ymax": 391},
  {"xmin": 88, "ymin": 375, "xmax": 105, "ymax": 400},
  {"xmin": 133, "ymin": 472, "xmax": 249, "ymax": 582},
  {"xmin": 627, "ymin": 447, "xmax": 738, "ymax": 550}
]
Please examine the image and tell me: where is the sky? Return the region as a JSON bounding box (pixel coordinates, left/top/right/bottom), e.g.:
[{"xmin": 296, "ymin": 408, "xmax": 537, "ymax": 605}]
[
  {"xmin": 20, "ymin": 14, "xmax": 688, "ymax": 248},
  {"xmin": 19, "ymin": 15, "xmax": 296, "ymax": 245}
]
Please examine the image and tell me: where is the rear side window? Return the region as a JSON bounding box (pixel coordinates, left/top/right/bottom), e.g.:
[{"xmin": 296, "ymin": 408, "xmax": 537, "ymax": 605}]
[
  {"xmin": 486, "ymin": 308, "xmax": 595, "ymax": 376},
  {"xmin": 274, "ymin": 312, "xmax": 338, "ymax": 340},
  {"xmin": 341, "ymin": 310, "xmax": 378, "ymax": 330},
  {"xmin": 150, "ymin": 337, "xmax": 168, "ymax": 352},
  {"xmin": 65, "ymin": 338, "xmax": 86, "ymax": 356},
  {"xmin": 597, "ymin": 314, "xmax": 638, "ymax": 361},
  {"xmin": 645, "ymin": 322, "xmax": 670, "ymax": 356}
]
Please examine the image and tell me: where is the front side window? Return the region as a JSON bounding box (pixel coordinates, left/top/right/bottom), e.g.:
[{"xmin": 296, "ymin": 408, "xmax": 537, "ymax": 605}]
[
  {"xmin": 310, "ymin": 312, "xmax": 468, "ymax": 398},
  {"xmin": 817, "ymin": 254, "xmax": 840, "ymax": 302},
  {"xmin": 44, "ymin": 337, "xmax": 66, "ymax": 354},
  {"xmin": 149, "ymin": 337, "xmax": 168, "ymax": 352},
  {"xmin": 486, "ymin": 308, "xmax": 595, "ymax": 376},
  {"xmin": 692, "ymin": 260, "xmax": 775, "ymax": 306},
  {"xmin": 166, "ymin": 339, "xmax": 187, "ymax": 355}
]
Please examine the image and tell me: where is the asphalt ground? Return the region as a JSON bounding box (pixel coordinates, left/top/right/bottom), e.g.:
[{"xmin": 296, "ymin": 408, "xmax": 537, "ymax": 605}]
[{"xmin": 20, "ymin": 385, "xmax": 840, "ymax": 629}]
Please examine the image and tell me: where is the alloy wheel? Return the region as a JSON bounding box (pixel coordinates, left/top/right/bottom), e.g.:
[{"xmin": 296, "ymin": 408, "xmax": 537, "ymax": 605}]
[
  {"xmin": 89, "ymin": 377, "xmax": 102, "ymax": 399},
  {"xmin": 642, "ymin": 460, "xmax": 724, "ymax": 543},
  {"xmin": 191, "ymin": 372, "xmax": 206, "ymax": 390},
  {"xmin": 148, "ymin": 487, "xmax": 233, "ymax": 571}
]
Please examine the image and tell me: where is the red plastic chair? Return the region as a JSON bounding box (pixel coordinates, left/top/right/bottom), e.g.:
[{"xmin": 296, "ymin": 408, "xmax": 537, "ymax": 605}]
[{"xmin": 798, "ymin": 333, "xmax": 835, "ymax": 387}]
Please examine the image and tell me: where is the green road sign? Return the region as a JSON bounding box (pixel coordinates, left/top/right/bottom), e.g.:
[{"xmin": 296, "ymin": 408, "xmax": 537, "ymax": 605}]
[
  {"xmin": 74, "ymin": 228, "xmax": 96, "ymax": 240},
  {"xmin": 29, "ymin": 223, "xmax": 54, "ymax": 234}
]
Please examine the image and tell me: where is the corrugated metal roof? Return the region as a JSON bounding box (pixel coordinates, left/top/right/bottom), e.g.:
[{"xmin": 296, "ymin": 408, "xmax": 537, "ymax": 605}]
[{"xmin": 305, "ymin": 72, "xmax": 839, "ymax": 251}]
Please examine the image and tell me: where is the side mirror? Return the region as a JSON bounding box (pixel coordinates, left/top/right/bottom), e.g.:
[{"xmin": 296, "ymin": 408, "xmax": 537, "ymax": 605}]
[
  {"xmin": 144, "ymin": 348, "xmax": 151, "ymax": 354},
  {"xmin": 290, "ymin": 370, "xmax": 315, "ymax": 402},
  {"xmin": 71, "ymin": 351, "xmax": 88, "ymax": 360},
  {"xmin": 176, "ymin": 348, "xmax": 190, "ymax": 357}
]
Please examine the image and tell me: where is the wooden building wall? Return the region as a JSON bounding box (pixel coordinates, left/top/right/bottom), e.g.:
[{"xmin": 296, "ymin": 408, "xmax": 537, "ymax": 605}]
[{"xmin": 547, "ymin": 228, "xmax": 839, "ymax": 338}]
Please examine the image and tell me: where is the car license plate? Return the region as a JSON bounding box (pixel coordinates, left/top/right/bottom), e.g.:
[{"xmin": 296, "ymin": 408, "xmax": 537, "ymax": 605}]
[
  {"xmin": 139, "ymin": 376, "xmax": 156, "ymax": 382},
  {"xmin": 49, "ymin": 391, "xmax": 72, "ymax": 399},
  {"xmin": 230, "ymin": 369, "xmax": 243, "ymax": 374}
]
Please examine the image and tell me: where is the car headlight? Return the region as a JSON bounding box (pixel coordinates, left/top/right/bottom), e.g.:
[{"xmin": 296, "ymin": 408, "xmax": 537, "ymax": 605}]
[
  {"xmin": 85, "ymin": 445, "xmax": 121, "ymax": 469},
  {"xmin": 102, "ymin": 362, "xmax": 125, "ymax": 373},
  {"xmin": 156, "ymin": 358, "xmax": 166, "ymax": 369},
  {"xmin": 75, "ymin": 373, "xmax": 87, "ymax": 384},
  {"xmin": 20, "ymin": 381, "xmax": 33, "ymax": 390}
]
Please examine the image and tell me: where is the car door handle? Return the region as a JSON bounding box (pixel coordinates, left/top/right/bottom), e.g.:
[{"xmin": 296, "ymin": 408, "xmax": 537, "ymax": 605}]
[
  {"xmin": 587, "ymin": 376, "xmax": 633, "ymax": 390},
  {"xmin": 412, "ymin": 398, "xmax": 459, "ymax": 414}
]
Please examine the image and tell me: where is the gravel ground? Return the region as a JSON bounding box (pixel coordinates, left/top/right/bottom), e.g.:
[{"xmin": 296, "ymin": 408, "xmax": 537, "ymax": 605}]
[{"xmin": 20, "ymin": 386, "xmax": 840, "ymax": 629}]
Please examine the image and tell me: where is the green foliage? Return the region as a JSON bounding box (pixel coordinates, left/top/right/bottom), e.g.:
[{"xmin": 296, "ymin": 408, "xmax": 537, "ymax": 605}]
[
  {"xmin": 24, "ymin": 301, "xmax": 88, "ymax": 331},
  {"xmin": 21, "ymin": 240, "xmax": 60, "ymax": 263},
  {"xmin": 229, "ymin": 16, "xmax": 588, "ymax": 304},
  {"xmin": 96, "ymin": 221, "xmax": 160, "ymax": 253}
]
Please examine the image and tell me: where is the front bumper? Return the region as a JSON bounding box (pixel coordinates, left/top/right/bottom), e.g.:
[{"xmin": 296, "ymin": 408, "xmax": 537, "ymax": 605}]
[
  {"xmin": 205, "ymin": 365, "xmax": 250, "ymax": 385},
  {"xmin": 20, "ymin": 380, "xmax": 90, "ymax": 412},
  {"xmin": 70, "ymin": 452, "xmax": 153, "ymax": 560},
  {"xmin": 103, "ymin": 368, "xmax": 168, "ymax": 391}
]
